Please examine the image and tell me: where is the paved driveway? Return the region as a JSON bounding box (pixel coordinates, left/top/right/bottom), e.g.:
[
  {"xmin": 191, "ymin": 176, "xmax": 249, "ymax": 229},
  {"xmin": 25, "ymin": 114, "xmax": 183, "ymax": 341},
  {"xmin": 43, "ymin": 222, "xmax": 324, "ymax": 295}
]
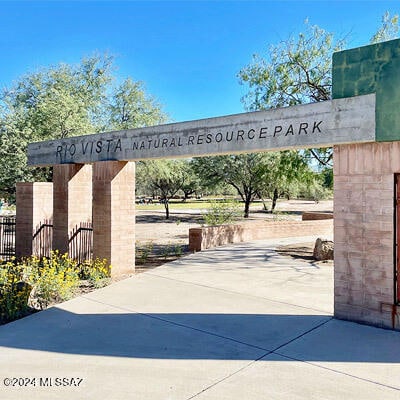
[{"xmin": 1, "ymin": 237, "xmax": 400, "ymax": 399}]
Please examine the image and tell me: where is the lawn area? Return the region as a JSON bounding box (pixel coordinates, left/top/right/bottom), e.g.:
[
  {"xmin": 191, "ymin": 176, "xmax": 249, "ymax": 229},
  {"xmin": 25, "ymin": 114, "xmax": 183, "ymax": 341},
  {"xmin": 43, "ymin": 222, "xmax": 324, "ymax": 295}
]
[
  {"xmin": 136, "ymin": 199, "xmax": 226, "ymax": 211},
  {"xmin": 135, "ymin": 198, "xmax": 274, "ymax": 212}
]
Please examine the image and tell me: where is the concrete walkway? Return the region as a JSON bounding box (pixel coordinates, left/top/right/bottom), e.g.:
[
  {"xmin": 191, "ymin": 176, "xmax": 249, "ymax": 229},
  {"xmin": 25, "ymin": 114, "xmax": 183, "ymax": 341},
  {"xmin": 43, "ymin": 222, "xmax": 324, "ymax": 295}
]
[{"xmin": 1, "ymin": 237, "xmax": 400, "ymax": 399}]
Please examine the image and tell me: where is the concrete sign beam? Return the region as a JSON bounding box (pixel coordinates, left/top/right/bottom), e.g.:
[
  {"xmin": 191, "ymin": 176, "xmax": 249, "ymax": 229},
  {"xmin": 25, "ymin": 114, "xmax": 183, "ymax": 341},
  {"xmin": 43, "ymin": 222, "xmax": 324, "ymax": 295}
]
[{"xmin": 27, "ymin": 93, "xmax": 375, "ymax": 166}]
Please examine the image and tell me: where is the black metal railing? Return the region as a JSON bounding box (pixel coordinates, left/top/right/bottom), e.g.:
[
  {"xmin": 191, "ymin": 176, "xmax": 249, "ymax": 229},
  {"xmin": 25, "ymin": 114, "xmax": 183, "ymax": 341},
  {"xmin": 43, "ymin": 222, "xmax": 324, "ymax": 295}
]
[
  {"xmin": 0, "ymin": 216, "xmax": 15, "ymax": 261},
  {"xmin": 0, "ymin": 218, "xmax": 93, "ymax": 264},
  {"xmin": 32, "ymin": 219, "xmax": 53, "ymax": 258},
  {"xmin": 69, "ymin": 222, "xmax": 93, "ymax": 264}
]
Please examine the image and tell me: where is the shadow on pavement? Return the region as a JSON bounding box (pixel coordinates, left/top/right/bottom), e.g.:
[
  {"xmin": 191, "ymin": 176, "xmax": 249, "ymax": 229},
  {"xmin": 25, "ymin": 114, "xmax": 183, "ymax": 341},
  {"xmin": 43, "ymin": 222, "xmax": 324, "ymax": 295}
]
[{"xmin": 1, "ymin": 309, "xmax": 400, "ymax": 363}]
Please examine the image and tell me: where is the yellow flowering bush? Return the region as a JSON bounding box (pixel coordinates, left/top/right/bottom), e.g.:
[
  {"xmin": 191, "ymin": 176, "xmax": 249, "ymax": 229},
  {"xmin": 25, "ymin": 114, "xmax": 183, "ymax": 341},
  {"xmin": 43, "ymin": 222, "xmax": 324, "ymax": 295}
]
[
  {"xmin": 0, "ymin": 251, "xmax": 112, "ymax": 323},
  {"xmin": 0, "ymin": 261, "xmax": 31, "ymax": 323},
  {"xmin": 24, "ymin": 251, "xmax": 80, "ymax": 309},
  {"xmin": 79, "ymin": 258, "xmax": 111, "ymax": 288}
]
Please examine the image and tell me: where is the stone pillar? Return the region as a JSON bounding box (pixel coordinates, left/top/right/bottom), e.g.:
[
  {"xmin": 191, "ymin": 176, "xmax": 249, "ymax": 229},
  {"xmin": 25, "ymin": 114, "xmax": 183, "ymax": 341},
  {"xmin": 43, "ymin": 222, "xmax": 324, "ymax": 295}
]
[
  {"xmin": 334, "ymin": 142, "xmax": 400, "ymax": 330},
  {"xmin": 332, "ymin": 38, "xmax": 400, "ymax": 330},
  {"xmin": 92, "ymin": 161, "xmax": 135, "ymax": 277},
  {"xmin": 16, "ymin": 182, "xmax": 53, "ymax": 258},
  {"xmin": 53, "ymin": 164, "xmax": 92, "ymax": 254}
]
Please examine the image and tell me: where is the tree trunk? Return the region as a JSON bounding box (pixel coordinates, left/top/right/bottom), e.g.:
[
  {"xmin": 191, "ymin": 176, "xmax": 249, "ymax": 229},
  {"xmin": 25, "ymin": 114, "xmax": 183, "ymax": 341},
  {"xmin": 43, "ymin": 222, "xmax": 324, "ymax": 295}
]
[
  {"xmin": 257, "ymin": 192, "xmax": 269, "ymax": 211},
  {"xmin": 164, "ymin": 200, "xmax": 170, "ymax": 220},
  {"xmin": 271, "ymin": 188, "xmax": 279, "ymax": 212},
  {"xmin": 244, "ymin": 197, "xmax": 251, "ymax": 218}
]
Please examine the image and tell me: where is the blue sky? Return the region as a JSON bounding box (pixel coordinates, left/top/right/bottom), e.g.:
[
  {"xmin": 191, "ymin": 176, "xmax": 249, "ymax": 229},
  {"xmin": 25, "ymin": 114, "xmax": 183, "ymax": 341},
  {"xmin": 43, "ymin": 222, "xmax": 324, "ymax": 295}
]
[{"xmin": 0, "ymin": 1, "xmax": 398, "ymax": 122}]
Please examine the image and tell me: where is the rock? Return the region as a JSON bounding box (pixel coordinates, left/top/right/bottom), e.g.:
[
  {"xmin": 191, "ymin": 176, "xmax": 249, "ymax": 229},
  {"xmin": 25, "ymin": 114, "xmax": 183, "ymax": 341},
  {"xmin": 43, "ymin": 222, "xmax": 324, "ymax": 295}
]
[{"xmin": 313, "ymin": 238, "xmax": 334, "ymax": 261}]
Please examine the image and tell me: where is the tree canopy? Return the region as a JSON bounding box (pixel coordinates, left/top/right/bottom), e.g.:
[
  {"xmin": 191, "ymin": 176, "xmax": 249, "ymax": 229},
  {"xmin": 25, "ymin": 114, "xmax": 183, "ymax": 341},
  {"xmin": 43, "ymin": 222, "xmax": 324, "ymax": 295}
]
[
  {"xmin": 370, "ymin": 11, "xmax": 399, "ymax": 44},
  {"xmin": 0, "ymin": 54, "xmax": 167, "ymax": 197},
  {"xmin": 138, "ymin": 160, "xmax": 191, "ymax": 219},
  {"xmin": 238, "ymin": 21, "xmax": 343, "ymax": 111},
  {"xmin": 106, "ymin": 77, "xmax": 167, "ymax": 131},
  {"xmin": 238, "ymin": 14, "xmax": 399, "ymax": 168},
  {"xmin": 1, "ymin": 13, "xmax": 398, "ymax": 207},
  {"xmin": 192, "ymin": 151, "xmax": 315, "ymax": 218}
]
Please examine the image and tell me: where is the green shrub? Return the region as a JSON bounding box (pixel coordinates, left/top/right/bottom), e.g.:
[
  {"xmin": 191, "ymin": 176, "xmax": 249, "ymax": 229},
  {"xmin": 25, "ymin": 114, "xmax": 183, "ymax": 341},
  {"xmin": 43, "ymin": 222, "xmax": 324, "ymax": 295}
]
[
  {"xmin": 173, "ymin": 244, "xmax": 183, "ymax": 257},
  {"xmin": 160, "ymin": 243, "xmax": 184, "ymax": 259},
  {"xmin": 135, "ymin": 241, "xmax": 154, "ymax": 264},
  {"xmin": 297, "ymin": 182, "xmax": 332, "ymax": 201},
  {"xmin": 203, "ymin": 200, "xmax": 241, "ymax": 226},
  {"xmin": 272, "ymin": 210, "xmax": 285, "ymax": 221},
  {"xmin": 161, "ymin": 243, "xmax": 172, "ymax": 259}
]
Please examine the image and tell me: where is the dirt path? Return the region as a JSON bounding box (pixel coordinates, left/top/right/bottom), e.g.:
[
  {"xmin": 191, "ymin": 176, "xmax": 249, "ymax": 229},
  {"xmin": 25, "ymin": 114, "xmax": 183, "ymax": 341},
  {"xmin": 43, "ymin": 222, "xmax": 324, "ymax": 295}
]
[{"xmin": 136, "ymin": 210, "xmax": 204, "ymax": 245}]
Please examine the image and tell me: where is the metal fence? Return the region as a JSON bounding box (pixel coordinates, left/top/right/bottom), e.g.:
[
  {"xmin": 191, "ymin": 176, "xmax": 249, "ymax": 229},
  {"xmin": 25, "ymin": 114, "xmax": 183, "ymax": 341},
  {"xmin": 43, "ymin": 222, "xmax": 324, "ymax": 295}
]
[
  {"xmin": 68, "ymin": 222, "xmax": 93, "ymax": 264},
  {"xmin": 0, "ymin": 216, "xmax": 16, "ymax": 261},
  {"xmin": 0, "ymin": 217, "xmax": 93, "ymax": 263},
  {"xmin": 32, "ymin": 219, "xmax": 53, "ymax": 258}
]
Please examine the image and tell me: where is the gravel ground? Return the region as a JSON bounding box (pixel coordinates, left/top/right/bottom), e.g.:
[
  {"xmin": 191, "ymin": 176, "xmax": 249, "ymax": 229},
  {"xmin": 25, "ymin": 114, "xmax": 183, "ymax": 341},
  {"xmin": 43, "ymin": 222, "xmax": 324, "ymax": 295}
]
[{"xmin": 135, "ymin": 199, "xmax": 333, "ymax": 249}]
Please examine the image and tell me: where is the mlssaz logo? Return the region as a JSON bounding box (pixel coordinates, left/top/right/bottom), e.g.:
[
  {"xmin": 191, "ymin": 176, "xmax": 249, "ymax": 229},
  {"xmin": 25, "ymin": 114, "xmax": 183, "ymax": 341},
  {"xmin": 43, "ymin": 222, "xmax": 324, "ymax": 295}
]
[{"xmin": 39, "ymin": 377, "xmax": 84, "ymax": 387}]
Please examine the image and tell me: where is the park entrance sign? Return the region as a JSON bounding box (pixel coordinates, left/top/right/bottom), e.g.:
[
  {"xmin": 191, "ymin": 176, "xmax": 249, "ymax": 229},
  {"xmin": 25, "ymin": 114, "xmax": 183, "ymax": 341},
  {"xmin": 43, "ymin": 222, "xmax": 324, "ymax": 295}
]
[
  {"xmin": 19, "ymin": 39, "xmax": 400, "ymax": 332},
  {"xmin": 27, "ymin": 94, "xmax": 375, "ymax": 166}
]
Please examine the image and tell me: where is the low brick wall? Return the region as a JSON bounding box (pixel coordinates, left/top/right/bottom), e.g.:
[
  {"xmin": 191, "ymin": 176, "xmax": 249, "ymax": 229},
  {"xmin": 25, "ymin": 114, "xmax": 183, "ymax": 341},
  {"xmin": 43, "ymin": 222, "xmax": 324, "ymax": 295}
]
[
  {"xmin": 302, "ymin": 212, "xmax": 333, "ymax": 221},
  {"xmin": 189, "ymin": 219, "xmax": 333, "ymax": 252}
]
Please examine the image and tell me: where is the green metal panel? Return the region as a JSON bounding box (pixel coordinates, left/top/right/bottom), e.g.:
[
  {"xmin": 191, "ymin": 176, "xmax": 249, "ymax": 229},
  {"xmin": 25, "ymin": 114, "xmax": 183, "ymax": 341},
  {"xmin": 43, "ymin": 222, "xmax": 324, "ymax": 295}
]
[{"xmin": 332, "ymin": 38, "xmax": 400, "ymax": 142}]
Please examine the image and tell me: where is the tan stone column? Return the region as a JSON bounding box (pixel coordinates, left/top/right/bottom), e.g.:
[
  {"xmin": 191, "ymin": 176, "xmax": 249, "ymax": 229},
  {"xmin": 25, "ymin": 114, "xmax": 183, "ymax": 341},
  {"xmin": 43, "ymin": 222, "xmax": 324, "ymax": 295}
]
[
  {"xmin": 334, "ymin": 142, "xmax": 399, "ymax": 330},
  {"xmin": 53, "ymin": 164, "xmax": 92, "ymax": 254},
  {"xmin": 16, "ymin": 182, "xmax": 53, "ymax": 258},
  {"xmin": 92, "ymin": 161, "xmax": 135, "ymax": 277}
]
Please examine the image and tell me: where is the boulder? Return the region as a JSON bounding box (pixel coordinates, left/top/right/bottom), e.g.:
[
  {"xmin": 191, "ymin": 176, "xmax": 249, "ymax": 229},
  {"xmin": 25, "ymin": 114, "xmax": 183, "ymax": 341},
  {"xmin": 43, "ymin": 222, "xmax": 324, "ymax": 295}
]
[{"xmin": 313, "ymin": 238, "xmax": 334, "ymax": 261}]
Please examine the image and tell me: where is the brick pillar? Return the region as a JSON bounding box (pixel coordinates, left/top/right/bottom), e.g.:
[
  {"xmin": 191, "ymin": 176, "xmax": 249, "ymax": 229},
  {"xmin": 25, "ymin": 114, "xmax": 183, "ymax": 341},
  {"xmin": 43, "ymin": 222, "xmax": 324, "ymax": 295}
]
[
  {"xmin": 332, "ymin": 38, "xmax": 400, "ymax": 330},
  {"xmin": 92, "ymin": 161, "xmax": 135, "ymax": 277},
  {"xmin": 334, "ymin": 142, "xmax": 399, "ymax": 330},
  {"xmin": 53, "ymin": 164, "xmax": 92, "ymax": 254},
  {"xmin": 16, "ymin": 182, "xmax": 53, "ymax": 258}
]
